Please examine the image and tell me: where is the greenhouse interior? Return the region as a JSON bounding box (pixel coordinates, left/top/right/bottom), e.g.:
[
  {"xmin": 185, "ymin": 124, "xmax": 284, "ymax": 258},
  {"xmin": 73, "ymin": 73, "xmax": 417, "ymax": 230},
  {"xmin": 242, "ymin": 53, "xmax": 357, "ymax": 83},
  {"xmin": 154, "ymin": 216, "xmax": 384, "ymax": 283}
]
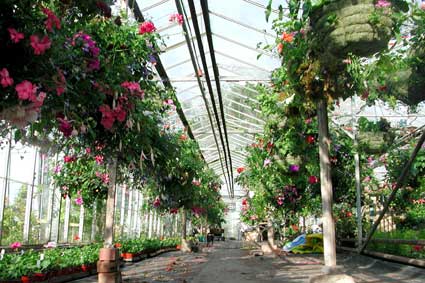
[{"xmin": 1, "ymin": 0, "xmax": 425, "ymax": 282}]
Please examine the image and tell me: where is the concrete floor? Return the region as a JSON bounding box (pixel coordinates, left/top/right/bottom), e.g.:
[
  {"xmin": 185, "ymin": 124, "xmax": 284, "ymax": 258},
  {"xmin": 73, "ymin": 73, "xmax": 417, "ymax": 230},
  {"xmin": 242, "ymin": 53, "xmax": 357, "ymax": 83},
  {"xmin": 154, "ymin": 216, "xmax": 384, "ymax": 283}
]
[{"xmin": 73, "ymin": 240, "xmax": 425, "ymax": 283}]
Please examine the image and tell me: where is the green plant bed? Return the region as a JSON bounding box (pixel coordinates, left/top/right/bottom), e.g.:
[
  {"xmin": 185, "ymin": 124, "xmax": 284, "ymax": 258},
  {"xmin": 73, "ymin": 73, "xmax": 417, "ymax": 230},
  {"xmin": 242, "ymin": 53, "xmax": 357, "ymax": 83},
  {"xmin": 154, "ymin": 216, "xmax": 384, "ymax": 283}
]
[
  {"xmin": 368, "ymin": 230, "xmax": 425, "ymax": 259},
  {"xmin": 310, "ymin": 0, "xmax": 393, "ymax": 63}
]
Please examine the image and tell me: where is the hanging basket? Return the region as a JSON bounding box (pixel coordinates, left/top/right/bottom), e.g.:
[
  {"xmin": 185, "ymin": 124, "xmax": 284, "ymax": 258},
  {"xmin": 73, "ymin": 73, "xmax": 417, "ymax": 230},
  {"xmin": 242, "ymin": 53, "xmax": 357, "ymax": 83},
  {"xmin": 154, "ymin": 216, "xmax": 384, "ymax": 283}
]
[
  {"xmin": 311, "ymin": 0, "xmax": 393, "ymax": 61},
  {"xmin": 387, "ymin": 49, "xmax": 425, "ymax": 106},
  {"xmin": 357, "ymin": 131, "xmax": 394, "ymax": 154}
]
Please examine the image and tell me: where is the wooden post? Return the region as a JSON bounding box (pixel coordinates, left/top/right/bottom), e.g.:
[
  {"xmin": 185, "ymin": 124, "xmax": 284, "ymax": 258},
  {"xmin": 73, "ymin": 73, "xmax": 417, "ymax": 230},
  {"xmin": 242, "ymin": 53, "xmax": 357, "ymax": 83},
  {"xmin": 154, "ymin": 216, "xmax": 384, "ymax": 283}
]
[
  {"xmin": 104, "ymin": 157, "xmax": 118, "ymax": 247},
  {"xmin": 181, "ymin": 208, "xmax": 187, "ymax": 239},
  {"xmin": 317, "ymin": 98, "xmax": 337, "ymax": 268},
  {"xmin": 98, "ymin": 157, "xmax": 120, "ymax": 283}
]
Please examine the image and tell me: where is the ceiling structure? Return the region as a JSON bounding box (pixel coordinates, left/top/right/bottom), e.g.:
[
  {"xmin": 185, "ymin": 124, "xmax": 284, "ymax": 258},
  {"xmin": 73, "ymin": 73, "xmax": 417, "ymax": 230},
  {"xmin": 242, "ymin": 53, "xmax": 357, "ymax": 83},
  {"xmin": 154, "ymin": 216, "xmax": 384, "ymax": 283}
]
[{"xmin": 133, "ymin": 0, "xmax": 281, "ymax": 197}]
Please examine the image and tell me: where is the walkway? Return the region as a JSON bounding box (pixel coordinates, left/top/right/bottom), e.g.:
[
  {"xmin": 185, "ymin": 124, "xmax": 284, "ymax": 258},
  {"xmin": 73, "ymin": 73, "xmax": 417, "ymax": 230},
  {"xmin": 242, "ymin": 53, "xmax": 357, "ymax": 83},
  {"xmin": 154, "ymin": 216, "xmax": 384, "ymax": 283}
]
[{"xmin": 74, "ymin": 241, "xmax": 425, "ymax": 283}]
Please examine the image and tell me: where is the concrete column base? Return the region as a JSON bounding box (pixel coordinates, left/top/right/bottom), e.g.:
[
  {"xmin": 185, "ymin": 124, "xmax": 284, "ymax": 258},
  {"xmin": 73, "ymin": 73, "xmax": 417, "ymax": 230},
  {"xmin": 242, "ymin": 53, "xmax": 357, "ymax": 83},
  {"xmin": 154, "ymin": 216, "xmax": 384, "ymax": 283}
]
[
  {"xmin": 98, "ymin": 272, "xmax": 122, "ymax": 283},
  {"xmin": 181, "ymin": 239, "xmax": 192, "ymax": 252}
]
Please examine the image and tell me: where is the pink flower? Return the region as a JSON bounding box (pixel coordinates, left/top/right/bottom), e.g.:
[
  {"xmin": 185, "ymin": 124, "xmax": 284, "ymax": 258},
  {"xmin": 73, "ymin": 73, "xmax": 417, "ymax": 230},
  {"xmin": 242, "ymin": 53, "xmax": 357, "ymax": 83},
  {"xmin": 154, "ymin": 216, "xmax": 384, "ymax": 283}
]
[
  {"xmin": 95, "ymin": 155, "xmax": 104, "ymax": 164},
  {"xmin": 308, "ymin": 176, "xmax": 319, "ymax": 184},
  {"xmin": 375, "ymin": 0, "xmax": 391, "ymax": 8},
  {"xmin": 113, "ymin": 105, "xmax": 127, "ymax": 122},
  {"xmin": 192, "ymin": 179, "xmax": 201, "ymax": 186},
  {"xmin": 277, "ymin": 196, "xmax": 284, "ymax": 206},
  {"xmin": 305, "ymin": 118, "xmax": 313, "ymax": 124},
  {"xmin": 15, "ymin": 80, "xmax": 37, "ymax": 101},
  {"xmin": 121, "ymin": 81, "xmax": 144, "ymax": 97},
  {"xmin": 250, "ymin": 215, "xmax": 258, "ymax": 220},
  {"xmin": 8, "ymin": 28, "xmax": 24, "ymax": 43},
  {"xmin": 85, "ymin": 148, "xmax": 91, "ymax": 154},
  {"xmin": 170, "ymin": 208, "xmax": 179, "ymax": 214},
  {"xmin": 54, "ymin": 165, "xmax": 62, "ymax": 173},
  {"xmin": 169, "ymin": 13, "xmax": 184, "ymax": 25},
  {"xmin": 138, "ymin": 21, "xmax": 156, "ymax": 34},
  {"xmin": 363, "ymin": 176, "xmax": 371, "ymax": 182},
  {"xmin": 99, "ymin": 104, "xmax": 115, "ymax": 129},
  {"xmin": 42, "ymin": 8, "xmax": 61, "ymax": 32},
  {"xmin": 58, "ymin": 118, "xmax": 73, "ymax": 137},
  {"xmin": 100, "ymin": 173, "xmax": 109, "ymax": 184},
  {"xmin": 32, "ymin": 92, "xmax": 46, "ymax": 108},
  {"xmin": 0, "ymin": 68, "xmax": 14, "ymax": 88},
  {"xmin": 30, "ymin": 35, "xmax": 51, "ymax": 55},
  {"xmin": 10, "ymin": 242, "xmax": 22, "ymax": 249},
  {"xmin": 75, "ymin": 196, "xmax": 84, "ymax": 206},
  {"xmin": 263, "ymin": 158, "xmax": 272, "ymax": 167}
]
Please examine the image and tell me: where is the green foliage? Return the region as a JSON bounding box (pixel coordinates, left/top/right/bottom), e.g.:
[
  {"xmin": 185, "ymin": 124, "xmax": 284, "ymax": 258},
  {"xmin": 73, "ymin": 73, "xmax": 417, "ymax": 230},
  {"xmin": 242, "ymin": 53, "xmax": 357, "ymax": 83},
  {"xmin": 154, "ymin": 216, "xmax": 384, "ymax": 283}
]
[{"xmin": 369, "ymin": 230, "xmax": 425, "ymax": 259}]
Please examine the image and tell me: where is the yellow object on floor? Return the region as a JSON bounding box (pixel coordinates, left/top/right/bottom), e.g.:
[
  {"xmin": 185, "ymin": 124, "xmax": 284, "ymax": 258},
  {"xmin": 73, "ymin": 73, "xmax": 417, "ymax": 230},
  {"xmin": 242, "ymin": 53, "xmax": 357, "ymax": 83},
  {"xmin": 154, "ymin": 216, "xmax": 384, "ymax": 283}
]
[{"xmin": 291, "ymin": 234, "xmax": 324, "ymax": 254}]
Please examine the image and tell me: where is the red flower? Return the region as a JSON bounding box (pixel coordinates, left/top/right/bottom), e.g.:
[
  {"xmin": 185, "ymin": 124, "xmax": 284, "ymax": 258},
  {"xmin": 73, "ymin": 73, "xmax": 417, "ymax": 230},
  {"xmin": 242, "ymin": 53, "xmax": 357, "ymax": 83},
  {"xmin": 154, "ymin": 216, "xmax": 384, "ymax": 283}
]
[
  {"xmin": 170, "ymin": 208, "xmax": 179, "ymax": 214},
  {"xmin": 266, "ymin": 141, "xmax": 274, "ymax": 152},
  {"xmin": 64, "ymin": 155, "xmax": 76, "ymax": 163},
  {"xmin": 179, "ymin": 134, "xmax": 188, "ymax": 141},
  {"xmin": 42, "ymin": 8, "xmax": 61, "ymax": 32},
  {"xmin": 308, "ymin": 176, "xmax": 319, "ymax": 184},
  {"xmin": 113, "ymin": 105, "xmax": 127, "ymax": 122},
  {"xmin": 0, "ymin": 68, "xmax": 14, "ymax": 88},
  {"xmin": 242, "ymin": 198, "xmax": 247, "ymax": 206},
  {"xmin": 138, "ymin": 21, "xmax": 156, "ymax": 34},
  {"xmin": 15, "ymin": 81, "xmax": 37, "ymax": 101},
  {"xmin": 237, "ymin": 167, "xmax": 245, "ymax": 174},
  {"xmin": 74, "ymin": 235, "xmax": 80, "ymax": 241},
  {"xmin": 114, "ymin": 243, "xmax": 122, "ymax": 248},
  {"xmin": 30, "ymin": 35, "xmax": 51, "ymax": 55},
  {"xmin": 306, "ymin": 135, "xmax": 315, "ymax": 144},
  {"xmin": 412, "ymin": 245, "xmax": 422, "ymax": 252},
  {"xmin": 153, "ymin": 197, "xmax": 161, "ymax": 208},
  {"xmin": 346, "ymin": 211, "xmax": 353, "ymax": 217},
  {"xmin": 8, "ymin": 28, "xmax": 24, "ymax": 43},
  {"xmin": 58, "ymin": 118, "xmax": 73, "ymax": 137}
]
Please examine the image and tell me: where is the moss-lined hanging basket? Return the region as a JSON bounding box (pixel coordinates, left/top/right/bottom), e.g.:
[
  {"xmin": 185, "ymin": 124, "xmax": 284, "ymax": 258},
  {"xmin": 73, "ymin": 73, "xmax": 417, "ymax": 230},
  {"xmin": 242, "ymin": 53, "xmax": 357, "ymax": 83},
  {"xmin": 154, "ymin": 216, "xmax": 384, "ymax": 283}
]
[
  {"xmin": 387, "ymin": 50, "xmax": 425, "ymax": 106},
  {"xmin": 310, "ymin": 0, "xmax": 393, "ymax": 60},
  {"xmin": 358, "ymin": 131, "xmax": 395, "ymax": 153}
]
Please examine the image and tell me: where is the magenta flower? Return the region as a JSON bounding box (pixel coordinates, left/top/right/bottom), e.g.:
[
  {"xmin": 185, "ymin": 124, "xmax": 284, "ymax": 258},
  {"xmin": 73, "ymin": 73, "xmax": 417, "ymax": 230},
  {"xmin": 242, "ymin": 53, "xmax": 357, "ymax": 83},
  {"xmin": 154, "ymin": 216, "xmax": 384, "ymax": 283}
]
[
  {"xmin": 30, "ymin": 35, "xmax": 51, "ymax": 55},
  {"xmin": 289, "ymin": 164, "xmax": 300, "ymax": 172},
  {"xmin": 10, "ymin": 242, "xmax": 22, "ymax": 249},
  {"xmin": 8, "ymin": 28, "xmax": 24, "ymax": 43},
  {"xmin": 42, "ymin": 7, "xmax": 61, "ymax": 32},
  {"xmin": 263, "ymin": 158, "xmax": 272, "ymax": 167},
  {"xmin": 75, "ymin": 196, "xmax": 83, "ymax": 206},
  {"xmin": 308, "ymin": 176, "xmax": 319, "ymax": 184},
  {"xmin": 99, "ymin": 104, "xmax": 115, "ymax": 130},
  {"xmin": 0, "ymin": 68, "xmax": 14, "ymax": 88},
  {"xmin": 138, "ymin": 21, "xmax": 156, "ymax": 34}
]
